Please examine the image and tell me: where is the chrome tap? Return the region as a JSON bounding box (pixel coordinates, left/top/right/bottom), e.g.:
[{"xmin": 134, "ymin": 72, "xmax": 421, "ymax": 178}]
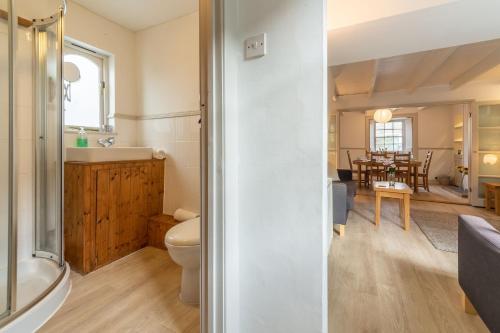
[{"xmin": 97, "ymin": 137, "xmax": 115, "ymax": 147}]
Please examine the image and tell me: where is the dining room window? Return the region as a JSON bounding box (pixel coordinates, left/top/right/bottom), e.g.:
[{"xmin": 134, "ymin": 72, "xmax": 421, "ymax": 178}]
[{"xmin": 370, "ymin": 118, "xmax": 413, "ymax": 152}]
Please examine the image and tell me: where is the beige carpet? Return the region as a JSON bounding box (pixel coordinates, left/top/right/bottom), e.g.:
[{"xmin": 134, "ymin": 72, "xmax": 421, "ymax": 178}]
[{"xmin": 411, "ymin": 209, "xmax": 500, "ymax": 253}]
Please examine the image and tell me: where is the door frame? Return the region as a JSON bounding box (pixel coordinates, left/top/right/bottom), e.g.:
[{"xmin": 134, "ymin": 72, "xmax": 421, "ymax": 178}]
[{"xmin": 199, "ymin": 0, "xmax": 225, "ymax": 332}]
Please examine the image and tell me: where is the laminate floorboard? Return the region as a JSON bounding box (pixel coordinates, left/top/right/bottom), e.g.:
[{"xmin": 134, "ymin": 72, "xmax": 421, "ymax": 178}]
[
  {"xmin": 328, "ymin": 195, "xmax": 490, "ymax": 333},
  {"xmin": 40, "ymin": 247, "xmax": 199, "ymax": 333}
]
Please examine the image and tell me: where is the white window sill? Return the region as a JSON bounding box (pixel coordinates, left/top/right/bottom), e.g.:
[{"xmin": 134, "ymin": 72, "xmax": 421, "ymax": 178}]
[{"xmin": 64, "ymin": 129, "xmax": 117, "ymax": 135}]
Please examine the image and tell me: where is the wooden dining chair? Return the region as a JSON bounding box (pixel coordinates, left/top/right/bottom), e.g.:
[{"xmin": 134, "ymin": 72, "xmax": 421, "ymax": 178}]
[
  {"xmin": 369, "ymin": 151, "xmax": 387, "ymax": 160},
  {"xmin": 347, "ymin": 150, "xmax": 353, "ymax": 171},
  {"xmin": 417, "ymin": 151, "xmax": 433, "ymax": 191},
  {"xmin": 347, "ymin": 150, "xmax": 368, "ymax": 186},
  {"xmin": 394, "ymin": 152, "xmax": 412, "ymax": 185},
  {"xmin": 385, "ymin": 151, "xmax": 396, "ymax": 159},
  {"xmin": 368, "ymin": 162, "xmax": 386, "ymax": 185}
]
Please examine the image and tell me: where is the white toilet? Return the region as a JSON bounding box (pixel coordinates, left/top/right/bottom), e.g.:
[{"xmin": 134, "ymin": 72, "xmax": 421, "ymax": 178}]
[{"xmin": 165, "ymin": 217, "xmax": 200, "ymax": 304}]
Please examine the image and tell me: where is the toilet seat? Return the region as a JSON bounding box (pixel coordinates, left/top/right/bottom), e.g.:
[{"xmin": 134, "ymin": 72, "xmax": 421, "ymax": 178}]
[{"xmin": 165, "ymin": 217, "xmax": 200, "ymax": 247}]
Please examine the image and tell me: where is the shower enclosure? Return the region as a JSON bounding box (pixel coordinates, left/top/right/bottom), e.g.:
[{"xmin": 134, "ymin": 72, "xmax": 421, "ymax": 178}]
[{"xmin": 0, "ymin": 0, "xmax": 70, "ymax": 330}]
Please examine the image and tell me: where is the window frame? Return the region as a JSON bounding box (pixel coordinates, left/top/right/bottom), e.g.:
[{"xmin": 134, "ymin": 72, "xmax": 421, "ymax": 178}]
[
  {"xmin": 374, "ymin": 119, "xmax": 405, "ymax": 152},
  {"xmin": 63, "ymin": 40, "xmax": 110, "ymax": 132}
]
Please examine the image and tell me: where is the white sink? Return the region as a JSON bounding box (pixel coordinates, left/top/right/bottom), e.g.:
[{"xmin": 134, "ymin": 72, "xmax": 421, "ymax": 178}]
[{"xmin": 66, "ymin": 147, "xmax": 153, "ymax": 162}]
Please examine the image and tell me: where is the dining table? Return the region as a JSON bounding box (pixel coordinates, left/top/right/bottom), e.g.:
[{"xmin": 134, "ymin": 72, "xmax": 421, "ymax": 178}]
[{"xmin": 352, "ymin": 158, "xmax": 423, "ymax": 192}]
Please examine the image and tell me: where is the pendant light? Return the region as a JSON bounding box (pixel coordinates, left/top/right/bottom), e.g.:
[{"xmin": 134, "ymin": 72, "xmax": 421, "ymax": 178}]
[{"xmin": 373, "ymin": 109, "xmax": 393, "ymax": 123}]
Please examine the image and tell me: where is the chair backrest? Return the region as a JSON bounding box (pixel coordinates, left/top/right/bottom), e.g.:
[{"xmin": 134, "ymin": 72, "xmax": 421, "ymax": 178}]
[
  {"xmin": 394, "ymin": 152, "xmax": 411, "ymax": 161},
  {"xmin": 394, "ymin": 152, "xmax": 411, "ymax": 172},
  {"xmin": 346, "ymin": 150, "xmax": 353, "ymax": 170},
  {"xmin": 385, "ymin": 151, "xmax": 396, "ymax": 159},
  {"xmin": 370, "ymin": 151, "xmax": 387, "ymax": 160},
  {"xmin": 423, "ymin": 151, "xmax": 433, "ymax": 174}
]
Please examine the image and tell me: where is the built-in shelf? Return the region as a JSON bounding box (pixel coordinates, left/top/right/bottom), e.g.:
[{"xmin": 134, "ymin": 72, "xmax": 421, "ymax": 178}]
[
  {"xmin": 479, "ymin": 175, "xmax": 500, "ymax": 178},
  {"xmin": 454, "ymin": 139, "xmax": 464, "ymax": 142},
  {"xmin": 454, "ymin": 123, "xmax": 464, "ymax": 129},
  {"xmin": 479, "ymin": 151, "xmax": 500, "ymax": 154},
  {"xmin": 478, "ymin": 126, "xmax": 500, "ymax": 130}
]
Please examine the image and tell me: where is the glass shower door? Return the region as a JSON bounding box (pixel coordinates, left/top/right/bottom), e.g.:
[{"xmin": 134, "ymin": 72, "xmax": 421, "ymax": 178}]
[
  {"xmin": 34, "ymin": 13, "xmax": 64, "ymax": 265},
  {"xmin": 0, "ymin": 0, "xmax": 12, "ymax": 318}
]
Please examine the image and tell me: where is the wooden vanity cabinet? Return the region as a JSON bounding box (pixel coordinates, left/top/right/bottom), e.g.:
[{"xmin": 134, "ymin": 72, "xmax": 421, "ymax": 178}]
[{"xmin": 64, "ymin": 159, "xmax": 164, "ymax": 274}]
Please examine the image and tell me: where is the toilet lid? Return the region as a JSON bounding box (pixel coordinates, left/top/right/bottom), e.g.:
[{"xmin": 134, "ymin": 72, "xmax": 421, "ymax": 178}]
[{"xmin": 165, "ymin": 217, "xmax": 200, "ymax": 246}]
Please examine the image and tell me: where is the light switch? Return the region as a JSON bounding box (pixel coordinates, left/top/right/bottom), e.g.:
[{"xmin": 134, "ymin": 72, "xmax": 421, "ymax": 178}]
[{"xmin": 245, "ymin": 33, "xmax": 267, "ymax": 59}]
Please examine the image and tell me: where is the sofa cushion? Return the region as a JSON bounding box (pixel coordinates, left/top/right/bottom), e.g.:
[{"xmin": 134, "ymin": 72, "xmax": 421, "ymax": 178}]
[{"xmin": 458, "ymin": 215, "xmax": 500, "ymax": 333}]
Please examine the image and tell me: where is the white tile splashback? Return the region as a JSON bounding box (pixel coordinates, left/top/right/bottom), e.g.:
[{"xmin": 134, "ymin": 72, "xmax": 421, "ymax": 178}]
[{"xmin": 138, "ymin": 115, "xmax": 200, "ymax": 215}]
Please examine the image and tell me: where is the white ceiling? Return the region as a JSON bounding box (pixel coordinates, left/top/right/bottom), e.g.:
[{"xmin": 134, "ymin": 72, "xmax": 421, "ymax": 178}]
[
  {"xmin": 327, "ymin": 0, "xmax": 458, "ymax": 30},
  {"xmin": 331, "ymin": 38, "xmax": 500, "ymax": 97},
  {"xmin": 71, "ymin": 0, "xmax": 198, "ymax": 31}
]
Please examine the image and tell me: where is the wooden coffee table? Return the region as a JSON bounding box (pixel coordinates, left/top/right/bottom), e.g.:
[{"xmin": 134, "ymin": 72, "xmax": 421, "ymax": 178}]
[{"xmin": 373, "ymin": 181, "xmax": 413, "ymax": 231}]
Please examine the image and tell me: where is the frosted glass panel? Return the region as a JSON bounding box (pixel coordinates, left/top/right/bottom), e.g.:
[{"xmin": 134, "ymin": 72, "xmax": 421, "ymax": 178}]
[
  {"xmin": 479, "ymin": 104, "xmax": 500, "ymax": 127},
  {"xmin": 0, "ymin": 0, "xmax": 10, "ymax": 319},
  {"xmin": 479, "ymin": 129, "xmax": 500, "ymax": 151},
  {"xmin": 35, "ymin": 23, "xmax": 61, "ymax": 257},
  {"xmin": 477, "ymin": 104, "xmax": 500, "ymax": 200},
  {"xmin": 479, "ymin": 153, "xmax": 500, "ymax": 176}
]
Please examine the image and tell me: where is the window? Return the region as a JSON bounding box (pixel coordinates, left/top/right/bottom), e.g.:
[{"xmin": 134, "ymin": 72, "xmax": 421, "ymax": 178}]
[
  {"xmin": 64, "ymin": 42, "xmax": 108, "ymax": 130},
  {"xmin": 375, "ymin": 120, "xmax": 404, "ymax": 151},
  {"xmin": 370, "ymin": 118, "xmax": 413, "ymax": 152}
]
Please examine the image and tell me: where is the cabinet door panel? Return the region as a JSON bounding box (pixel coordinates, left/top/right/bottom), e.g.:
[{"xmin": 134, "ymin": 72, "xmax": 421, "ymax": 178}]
[
  {"xmin": 108, "ymin": 168, "xmax": 121, "ymax": 261},
  {"xmin": 95, "ymin": 169, "xmax": 110, "ymax": 268},
  {"xmin": 130, "ymin": 166, "xmax": 149, "ymax": 250},
  {"xmin": 119, "ymin": 168, "xmax": 132, "ymax": 255}
]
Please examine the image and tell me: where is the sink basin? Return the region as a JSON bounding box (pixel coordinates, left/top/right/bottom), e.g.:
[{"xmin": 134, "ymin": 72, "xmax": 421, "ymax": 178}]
[{"xmin": 66, "ymin": 147, "xmax": 153, "ymax": 162}]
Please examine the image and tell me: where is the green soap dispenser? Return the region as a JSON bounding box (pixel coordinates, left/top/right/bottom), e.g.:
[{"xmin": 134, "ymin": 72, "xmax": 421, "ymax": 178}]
[{"xmin": 76, "ymin": 127, "xmax": 88, "ymax": 147}]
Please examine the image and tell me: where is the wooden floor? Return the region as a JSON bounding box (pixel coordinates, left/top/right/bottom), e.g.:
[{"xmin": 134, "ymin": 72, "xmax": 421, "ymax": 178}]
[
  {"xmin": 358, "ymin": 184, "xmax": 469, "ymax": 205},
  {"xmin": 328, "ymin": 195, "xmax": 490, "ymax": 333},
  {"xmin": 40, "ymin": 247, "xmax": 199, "ymax": 333}
]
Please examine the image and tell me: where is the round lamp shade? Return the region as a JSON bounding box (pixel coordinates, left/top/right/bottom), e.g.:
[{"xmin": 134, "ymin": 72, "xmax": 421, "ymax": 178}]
[
  {"xmin": 373, "ymin": 109, "xmax": 393, "ymax": 123},
  {"xmin": 483, "ymin": 154, "xmax": 498, "ymax": 166},
  {"xmin": 64, "ymin": 62, "xmax": 81, "ymax": 83}
]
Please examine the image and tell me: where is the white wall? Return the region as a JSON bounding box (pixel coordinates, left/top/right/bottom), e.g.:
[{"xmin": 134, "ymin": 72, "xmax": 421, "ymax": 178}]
[
  {"xmin": 416, "ymin": 106, "xmax": 455, "ymax": 181},
  {"xmin": 338, "ymin": 111, "xmax": 366, "ymax": 169},
  {"xmin": 136, "ymin": 12, "xmax": 199, "ymax": 116},
  {"xmin": 135, "ymin": 12, "xmax": 200, "ymax": 215},
  {"xmin": 223, "ymin": 0, "xmax": 328, "ymax": 331}
]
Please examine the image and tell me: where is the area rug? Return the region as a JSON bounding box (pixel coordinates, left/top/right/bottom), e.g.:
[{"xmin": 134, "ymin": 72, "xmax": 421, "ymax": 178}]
[{"xmin": 411, "ymin": 209, "xmax": 500, "ymax": 253}]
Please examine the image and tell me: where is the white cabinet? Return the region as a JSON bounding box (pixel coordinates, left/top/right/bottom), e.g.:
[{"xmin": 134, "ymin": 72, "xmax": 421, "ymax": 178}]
[{"xmin": 471, "ymin": 102, "xmax": 500, "ymax": 206}]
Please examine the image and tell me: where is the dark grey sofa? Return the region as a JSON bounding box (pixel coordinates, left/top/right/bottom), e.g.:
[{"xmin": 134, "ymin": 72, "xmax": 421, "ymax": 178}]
[
  {"xmin": 458, "ymin": 215, "xmax": 500, "ymax": 332},
  {"xmin": 331, "ymin": 169, "xmax": 356, "ymax": 236}
]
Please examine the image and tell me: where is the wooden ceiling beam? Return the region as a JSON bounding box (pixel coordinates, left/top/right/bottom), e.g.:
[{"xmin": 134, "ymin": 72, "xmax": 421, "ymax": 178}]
[
  {"xmin": 406, "ymin": 47, "xmax": 457, "ymax": 94},
  {"xmin": 330, "ymin": 65, "xmax": 345, "ymax": 101},
  {"xmin": 367, "ymin": 60, "xmax": 379, "ymax": 97},
  {"xmin": 450, "ymin": 46, "xmax": 500, "ymax": 90},
  {"xmin": 0, "ymin": 9, "xmax": 33, "ymax": 28}
]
